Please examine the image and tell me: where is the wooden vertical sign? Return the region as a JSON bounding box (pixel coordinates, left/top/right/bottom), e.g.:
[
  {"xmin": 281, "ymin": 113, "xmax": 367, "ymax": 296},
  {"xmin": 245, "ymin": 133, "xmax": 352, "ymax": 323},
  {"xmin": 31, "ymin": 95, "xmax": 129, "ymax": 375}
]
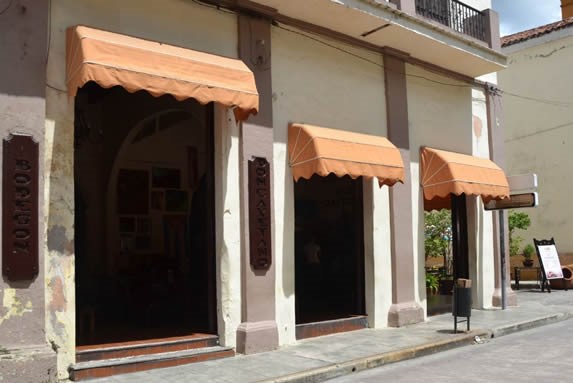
[
  {"xmin": 248, "ymin": 157, "xmax": 271, "ymax": 270},
  {"xmin": 3, "ymin": 134, "xmax": 39, "ymax": 280}
]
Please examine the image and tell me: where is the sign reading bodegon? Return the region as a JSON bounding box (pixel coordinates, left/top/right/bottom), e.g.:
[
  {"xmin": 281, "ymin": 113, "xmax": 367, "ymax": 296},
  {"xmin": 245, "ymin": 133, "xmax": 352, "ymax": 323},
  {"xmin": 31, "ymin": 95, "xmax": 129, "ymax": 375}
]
[
  {"xmin": 2, "ymin": 134, "xmax": 39, "ymax": 281},
  {"xmin": 248, "ymin": 157, "xmax": 272, "ymax": 270}
]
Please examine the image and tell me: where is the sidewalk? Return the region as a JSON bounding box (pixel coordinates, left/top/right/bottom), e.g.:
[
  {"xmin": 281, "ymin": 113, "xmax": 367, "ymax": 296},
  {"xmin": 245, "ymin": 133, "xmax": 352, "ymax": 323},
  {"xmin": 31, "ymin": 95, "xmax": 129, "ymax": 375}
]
[{"xmin": 90, "ymin": 287, "xmax": 573, "ymax": 383}]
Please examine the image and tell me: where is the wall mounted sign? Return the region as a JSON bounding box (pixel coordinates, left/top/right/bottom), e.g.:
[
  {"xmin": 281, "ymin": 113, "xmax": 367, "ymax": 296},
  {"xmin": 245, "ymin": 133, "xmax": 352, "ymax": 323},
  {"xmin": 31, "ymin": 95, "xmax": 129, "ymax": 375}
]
[
  {"xmin": 248, "ymin": 157, "xmax": 272, "ymax": 270},
  {"xmin": 483, "ymin": 192, "xmax": 538, "ymax": 210},
  {"xmin": 3, "ymin": 134, "xmax": 39, "ymax": 280}
]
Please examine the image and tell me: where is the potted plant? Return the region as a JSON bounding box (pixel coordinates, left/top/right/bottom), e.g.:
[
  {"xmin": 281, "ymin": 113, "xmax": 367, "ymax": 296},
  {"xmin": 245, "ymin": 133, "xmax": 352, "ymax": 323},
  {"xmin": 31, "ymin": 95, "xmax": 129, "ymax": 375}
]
[
  {"xmin": 426, "ymin": 273, "xmax": 439, "ymax": 296},
  {"xmin": 508, "ymin": 210, "xmax": 531, "ymax": 258},
  {"xmin": 522, "ymin": 243, "xmax": 535, "ymax": 267}
]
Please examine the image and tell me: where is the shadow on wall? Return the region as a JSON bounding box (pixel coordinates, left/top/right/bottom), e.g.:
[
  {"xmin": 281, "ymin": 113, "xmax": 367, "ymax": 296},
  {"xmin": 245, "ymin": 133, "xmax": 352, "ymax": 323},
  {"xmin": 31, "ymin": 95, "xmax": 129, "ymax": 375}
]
[{"xmin": 0, "ymin": 0, "xmax": 49, "ymax": 98}]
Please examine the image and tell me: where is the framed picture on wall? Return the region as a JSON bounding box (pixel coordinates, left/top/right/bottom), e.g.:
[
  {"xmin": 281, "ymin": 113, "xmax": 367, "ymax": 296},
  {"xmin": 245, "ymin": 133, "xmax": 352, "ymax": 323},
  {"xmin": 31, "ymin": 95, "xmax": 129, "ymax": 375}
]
[
  {"xmin": 119, "ymin": 217, "xmax": 136, "ymax": 233},
  {"xmin": 135, "ymin": 235, "xmax": 151, "ymax": 251},
  {"xmin": 152, "ymin": 167, "xmax": 180, "ymax": 189},
  {"xmin": 137, "ymin": 217, "xmax": 151, "ymax": 234},
  {"xmin": 151, "ymin": 191, "xmax": 164, "ymax": 210},
  {"xmin": 117, "ymin": 169, "xmax": 149, "ymax": 214},
  {"xmin": 165, "ymin": 190, "xmax": 188, "ymax": 212},
  {"xmin": 188, "ymin": 146, "xmax": 199, "ymax": 191}
]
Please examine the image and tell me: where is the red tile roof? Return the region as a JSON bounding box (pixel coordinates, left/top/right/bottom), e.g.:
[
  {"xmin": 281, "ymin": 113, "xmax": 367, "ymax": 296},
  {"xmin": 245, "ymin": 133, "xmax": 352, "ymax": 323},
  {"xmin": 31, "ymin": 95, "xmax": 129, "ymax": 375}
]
[{"xmin": 502, "ymin": 17, "xmax": 573, "ymax": 47}]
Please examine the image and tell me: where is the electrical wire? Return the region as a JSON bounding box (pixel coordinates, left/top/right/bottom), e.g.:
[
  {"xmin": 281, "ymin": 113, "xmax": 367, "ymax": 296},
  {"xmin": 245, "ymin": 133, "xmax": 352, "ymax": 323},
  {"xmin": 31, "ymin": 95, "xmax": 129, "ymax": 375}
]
[
  {"xmin": 276, "ymin": 23, "xmax": 482, "ymax": 89},
  {"xmin": 47, "ymin": 83, "xmax": 67, "ymax": 93},
  {"xmin": 500, "ymin": 90, "xmax": 573, "ymax": 108},
  {"xmin": 505, "ymin": 120, "xmax": 573, "ymax": 143},
  {"xmin": 189, "ymin": 0, "xmax": 237, "ymax": 15},
  {"xmin": 275, "ymin": 22, "xmax": 573, "ymax": 105},
  {"xmin": 46, "ymin": 0, "xmax": 51, "ymax": 64},
  {"xmin": 275, "ymin": 24, "xmax": 384, "ymax": 68},
  {"xmin": 0, "ymin": 0, "xmax": 13, "ymax": 16},
  {"xmin": 38, "ymin": 0, "xmax": 573, "ymax": 109}
]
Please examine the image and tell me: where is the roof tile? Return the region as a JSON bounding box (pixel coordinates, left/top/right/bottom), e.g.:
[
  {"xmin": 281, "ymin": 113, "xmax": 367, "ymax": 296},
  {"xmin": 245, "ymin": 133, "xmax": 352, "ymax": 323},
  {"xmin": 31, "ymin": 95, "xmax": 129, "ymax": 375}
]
[{"xmin": 501, "ymin": 17, "xmax": 573, "ymax": 47}]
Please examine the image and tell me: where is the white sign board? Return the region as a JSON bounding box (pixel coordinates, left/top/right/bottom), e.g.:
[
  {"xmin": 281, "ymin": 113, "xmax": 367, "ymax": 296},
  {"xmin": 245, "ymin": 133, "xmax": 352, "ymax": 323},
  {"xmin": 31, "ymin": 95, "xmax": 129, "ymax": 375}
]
[
  {"xmin": 508, "ymin": 174, "xmax": 538, "ymax": 193},
  {"xmin": 537, "ymin": 245, "xmax": 563, "ymax": 279}
]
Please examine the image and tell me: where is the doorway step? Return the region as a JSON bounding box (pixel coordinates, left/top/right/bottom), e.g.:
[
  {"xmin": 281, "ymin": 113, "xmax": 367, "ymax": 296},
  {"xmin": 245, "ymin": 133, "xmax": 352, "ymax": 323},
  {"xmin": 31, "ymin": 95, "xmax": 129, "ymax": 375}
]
[
  {"xmin": 70, "ymin": 334, "xmax": 234, "ymax": 381},
  {"xmin": 296, "ymin": 315, "xmax": 368, "ymax": 340}
]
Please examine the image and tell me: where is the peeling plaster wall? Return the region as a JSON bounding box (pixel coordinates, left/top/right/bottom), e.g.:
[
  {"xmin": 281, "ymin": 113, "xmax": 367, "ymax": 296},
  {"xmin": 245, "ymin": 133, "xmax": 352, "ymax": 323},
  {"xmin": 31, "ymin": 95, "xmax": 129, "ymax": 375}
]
[
  {"xmin": 0, "ymin": 0, "xmax": 50, "ymax": 349},
  {"xmin": 271, "ymin": 25, "xmax": 391, "ymax": 345},
  {"xmin": 0, "ymin": 0, "xmax": 58, "ymax": 381},
  {"xmin": 500, "ymin": 33, "xmax": 573, "ymax": 255},
  {"xmin": 469, "ymin": 84, "xmax": 495, "ymax": 309},
  {"xmin": 214, "ymin": 106, "xmax": 242, "ymax": 348},
  {"xmin": 45, "ymin": 0, "xmax": 239, "ymax": 379}
]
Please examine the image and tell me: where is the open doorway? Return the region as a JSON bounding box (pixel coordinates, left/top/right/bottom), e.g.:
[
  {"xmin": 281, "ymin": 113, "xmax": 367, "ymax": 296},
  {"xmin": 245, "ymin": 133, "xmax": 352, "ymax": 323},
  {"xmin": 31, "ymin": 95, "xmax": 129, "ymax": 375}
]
[
  {"xmin": 424, "ymin": 207, "xmax": 453, "ymax": 316},
  {"xmin": 294, "ymin": 175, "xmax": 365, "ymax": 328},
  {"xmin": 74, "ymin": 83, "xmax": 216, "ymax": 346},
  {"xmin": 424, "ymin": 194, "xmax": 470, "ymax": 316}
]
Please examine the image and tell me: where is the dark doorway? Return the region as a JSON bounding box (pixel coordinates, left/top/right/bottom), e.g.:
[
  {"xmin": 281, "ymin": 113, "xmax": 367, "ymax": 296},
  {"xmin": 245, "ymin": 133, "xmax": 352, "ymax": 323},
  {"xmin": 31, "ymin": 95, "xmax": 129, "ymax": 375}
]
[
  {"xmin": 74, "ymin": 83, "xmax": 216, "ymax": 346},
  {"xmin": 294, "ymin": 174, "xmax": 365, "ymax": 325}
]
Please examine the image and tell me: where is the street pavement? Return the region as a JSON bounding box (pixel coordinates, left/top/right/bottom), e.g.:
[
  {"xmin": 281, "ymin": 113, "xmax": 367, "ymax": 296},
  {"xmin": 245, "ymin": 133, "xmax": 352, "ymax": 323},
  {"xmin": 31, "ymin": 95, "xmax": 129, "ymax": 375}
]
[
  {"xmin": 87, "ymin": 286, "xmax": 573, "ymax": 383},
  {"xmin": 326, "ymin": 318, "xmax": 573, "ymax": 382}
]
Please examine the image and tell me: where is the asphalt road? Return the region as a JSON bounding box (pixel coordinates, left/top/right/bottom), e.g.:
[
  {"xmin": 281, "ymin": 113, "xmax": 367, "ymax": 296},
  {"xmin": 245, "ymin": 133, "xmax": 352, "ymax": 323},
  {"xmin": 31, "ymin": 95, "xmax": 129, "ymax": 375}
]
[{"xmin": 327, "ymin": 319, "xmax": 573, "ymax": 383}]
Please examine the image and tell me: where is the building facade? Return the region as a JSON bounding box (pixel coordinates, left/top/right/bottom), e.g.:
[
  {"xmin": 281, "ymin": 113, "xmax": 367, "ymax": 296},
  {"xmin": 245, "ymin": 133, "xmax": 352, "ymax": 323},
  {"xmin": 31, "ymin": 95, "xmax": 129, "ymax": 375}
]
[
  {"xmin": 499, "ymin": 3, "xmax": 573, "ymax": 261},
  {"xmin": 0, "ymin": 0, "xmax": 509, "ymax": 381}
]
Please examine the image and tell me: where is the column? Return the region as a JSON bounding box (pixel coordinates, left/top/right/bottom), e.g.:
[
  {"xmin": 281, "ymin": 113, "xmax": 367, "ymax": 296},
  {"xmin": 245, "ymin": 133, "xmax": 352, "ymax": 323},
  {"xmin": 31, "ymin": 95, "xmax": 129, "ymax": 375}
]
[
  {"xmin": 384, "ymin": 54, "xmax": 424, "ymax": 327},
  {"xmin": 487, "ymin": 88, "xmax": 517, "ymax": 307},
  {"xmin": 0, "ymin": 0, "xmax": 56, "ymax": 381},
  {"xmin": 236, "ymin": 15, "xmax": 279, "ymax": 354}
]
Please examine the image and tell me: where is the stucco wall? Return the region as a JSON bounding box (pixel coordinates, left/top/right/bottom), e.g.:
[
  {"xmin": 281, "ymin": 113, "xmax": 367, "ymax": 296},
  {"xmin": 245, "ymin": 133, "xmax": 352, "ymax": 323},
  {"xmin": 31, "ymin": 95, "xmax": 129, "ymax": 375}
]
[
  {"xmin": 406, "ymin": 64, "xmax": 473, "ymax": 306},
  {"xmin": 271, "ymin": 25, "xmax": 391, "ymax": 344},
  {"xmin": 0, "ymin": 0, "xmax": 49, "ymax": 348},
  {"xmin": 45, "ymin": 0, "xmax": 239, "ymax": 378},
  {"xmin": 0, "ymin": 1, "xmax": 59, "ymax": 381},
  {"xmin": 469, "ymin": 86, "xmax": 495, "ymax": 309},
  {"xmin": 499, "ymin": 33, "xmax": 573, "ymax": 256}
]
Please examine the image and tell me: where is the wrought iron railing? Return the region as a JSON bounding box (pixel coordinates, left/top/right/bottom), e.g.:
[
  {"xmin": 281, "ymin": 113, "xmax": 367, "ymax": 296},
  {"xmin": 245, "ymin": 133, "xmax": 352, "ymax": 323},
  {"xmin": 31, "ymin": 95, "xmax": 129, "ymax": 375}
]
[{"xmin": 415, "ymin": 0, "xmax": 487, "ymax": 42}]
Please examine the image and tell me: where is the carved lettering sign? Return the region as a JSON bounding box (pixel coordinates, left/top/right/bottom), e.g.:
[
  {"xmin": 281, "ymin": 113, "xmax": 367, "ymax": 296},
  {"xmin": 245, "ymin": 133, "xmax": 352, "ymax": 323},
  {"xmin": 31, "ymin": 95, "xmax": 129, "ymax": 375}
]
[
  {"xmin": 248, "ymin": 157, "xmax": 271, "ymax": 270},
  {"xmin": 3, "ymin": 135, "xmax": 39, "ymax": 280}
]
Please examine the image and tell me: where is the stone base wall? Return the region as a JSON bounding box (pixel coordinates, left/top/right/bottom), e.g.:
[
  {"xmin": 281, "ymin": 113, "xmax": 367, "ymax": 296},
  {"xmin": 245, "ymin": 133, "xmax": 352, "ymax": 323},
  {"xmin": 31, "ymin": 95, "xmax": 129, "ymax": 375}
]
[{"xmin": 0, "ymin": 345, "xmax": 57, "ymax": 383}]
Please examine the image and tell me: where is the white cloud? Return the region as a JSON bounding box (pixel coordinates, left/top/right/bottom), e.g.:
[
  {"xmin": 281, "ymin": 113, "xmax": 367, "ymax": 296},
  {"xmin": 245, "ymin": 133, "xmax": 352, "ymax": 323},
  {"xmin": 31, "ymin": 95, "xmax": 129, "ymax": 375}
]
[{"xmin": 492, "ymin": 0, "xmax": 562, "ymax": 36}]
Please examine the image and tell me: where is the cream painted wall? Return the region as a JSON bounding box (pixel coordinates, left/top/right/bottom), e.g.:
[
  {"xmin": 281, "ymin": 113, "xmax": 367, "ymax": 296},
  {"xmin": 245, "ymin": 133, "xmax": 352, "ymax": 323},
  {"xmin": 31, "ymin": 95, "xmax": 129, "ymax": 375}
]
[
  {"xmin": 214, "ymin": 106, "xmax": 242, "ymax": 348},
  {"xmin": 407, "ymin": 65, "xmax": 473, "ymax": 155},
  {"xmin": 406, "ymin": 64, "xmax": 473, "ymax": 309},
  {"xmin": 469, "ymin": 87, "xmax": 495, "ymax": 309},
  {"xmin": 499, "ymin": 33, "xmax": 573, "ymax": 255},
  {"xmin": 44, "ymin": 1, "xmax": 239, "ymax": 378},
  {"xmin": 271, "ymin": 25, "xmax": 390, "ymax": 344}
]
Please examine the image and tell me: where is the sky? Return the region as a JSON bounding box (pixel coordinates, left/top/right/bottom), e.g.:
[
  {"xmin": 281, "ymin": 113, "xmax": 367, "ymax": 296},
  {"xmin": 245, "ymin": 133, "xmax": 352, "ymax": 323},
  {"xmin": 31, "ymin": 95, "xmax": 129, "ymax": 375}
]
[{"xmin": 492, "ymin": 0, "xmax": 562, "ymax": 36}]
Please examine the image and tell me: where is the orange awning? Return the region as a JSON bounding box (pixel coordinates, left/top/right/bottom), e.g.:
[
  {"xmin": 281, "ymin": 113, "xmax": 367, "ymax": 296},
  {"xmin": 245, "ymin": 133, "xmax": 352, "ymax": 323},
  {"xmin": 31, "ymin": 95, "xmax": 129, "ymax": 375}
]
[
  {"xmin": 421, "ymin": 146, "xmax": 509, "ymax": 204},
  {"xmin": 66, "ymin": 25, "xmax": 258, "ymax": 119},
  {"xmin": 288, "ymin": 123, "xmax": 404, "ymax": 186}
]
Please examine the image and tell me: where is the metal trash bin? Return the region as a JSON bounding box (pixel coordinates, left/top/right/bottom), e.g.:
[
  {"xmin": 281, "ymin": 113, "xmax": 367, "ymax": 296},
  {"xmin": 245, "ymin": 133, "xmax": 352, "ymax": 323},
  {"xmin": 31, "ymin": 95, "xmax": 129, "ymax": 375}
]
[{"xmin": 452, "ymin": 279, "xmax": 472, "ymax": 332}]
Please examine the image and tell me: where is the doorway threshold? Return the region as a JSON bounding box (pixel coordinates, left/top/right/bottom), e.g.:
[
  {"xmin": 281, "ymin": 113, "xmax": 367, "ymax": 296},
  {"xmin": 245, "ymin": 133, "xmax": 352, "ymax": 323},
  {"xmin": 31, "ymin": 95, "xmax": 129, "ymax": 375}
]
[
  {"xmin": 296, "ymin": 315, "xmax": 368, "ymax": 340},
  {"xmin": 71, "ymin": 334, "xmax": 233, "ymax": 381}
]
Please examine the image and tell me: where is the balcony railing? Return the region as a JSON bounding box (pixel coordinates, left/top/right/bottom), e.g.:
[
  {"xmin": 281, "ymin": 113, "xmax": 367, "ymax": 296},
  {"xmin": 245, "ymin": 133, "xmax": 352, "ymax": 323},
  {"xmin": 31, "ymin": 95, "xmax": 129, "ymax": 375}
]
[{"xmin": 414, "ymin": 0, "xmax": 487, "ymax": 42}]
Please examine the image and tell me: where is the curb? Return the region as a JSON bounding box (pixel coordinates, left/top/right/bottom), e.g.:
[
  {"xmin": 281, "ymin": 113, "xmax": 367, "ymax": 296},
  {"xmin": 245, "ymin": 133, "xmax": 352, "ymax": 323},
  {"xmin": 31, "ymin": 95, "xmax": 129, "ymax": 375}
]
[
  {"xmin": 257, "ymin": 330, "xmax": 489, "ymax": 383},
  {"xmin": 490, "ymin": 312, "xmax": 572, "ymax": 338},
  {"xmin": 258, "ymin": 312, "xmax": 573, "ymax": 383}
]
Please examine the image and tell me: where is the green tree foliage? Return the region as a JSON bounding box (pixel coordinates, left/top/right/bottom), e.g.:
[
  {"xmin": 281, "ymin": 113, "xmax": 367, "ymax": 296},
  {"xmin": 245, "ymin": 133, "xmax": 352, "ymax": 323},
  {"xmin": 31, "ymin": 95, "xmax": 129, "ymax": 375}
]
[
  {"xmin": 424, "ymin": 209, "xmax": 452, "ymax": 259},
  {"xmin": 508, "ymin": 210, "xmax": 531, "ymax": 257}
]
